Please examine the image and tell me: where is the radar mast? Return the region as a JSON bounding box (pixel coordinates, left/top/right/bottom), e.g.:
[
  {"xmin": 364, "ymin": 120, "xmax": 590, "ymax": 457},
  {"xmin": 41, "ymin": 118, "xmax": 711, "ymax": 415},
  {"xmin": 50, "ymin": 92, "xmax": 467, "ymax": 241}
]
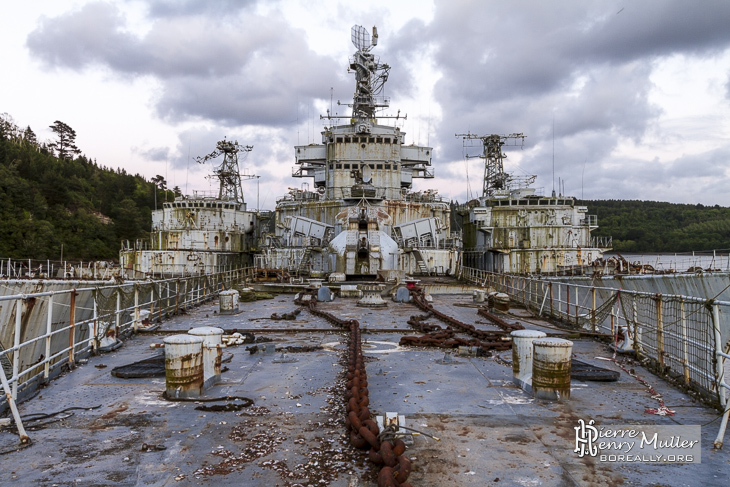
[
  {"xmin": 347, "ymin": 25, "xmax": 391, "ymax": 121},
  {"xmin": 196, "ymin": 139, "xmax": 253, "ymax": 202},
  {"xmin": 456, "ymin": 133, "xmax": 533, "ymax": 198}
]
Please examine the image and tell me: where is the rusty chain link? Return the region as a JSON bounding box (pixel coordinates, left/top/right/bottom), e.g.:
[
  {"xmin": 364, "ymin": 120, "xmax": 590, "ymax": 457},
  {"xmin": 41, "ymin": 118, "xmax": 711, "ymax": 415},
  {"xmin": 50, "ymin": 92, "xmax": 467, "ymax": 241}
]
[
  {"xmin": 295, "ymin": 291, "xmax": 413, "ymax": 487},
  {"xmin": 398, "ymin": 287, "xmax": 516, "ymax": 351},
  {"xmin": 476, "ymin": 307, "xmax": 525, "ymax": 332}
]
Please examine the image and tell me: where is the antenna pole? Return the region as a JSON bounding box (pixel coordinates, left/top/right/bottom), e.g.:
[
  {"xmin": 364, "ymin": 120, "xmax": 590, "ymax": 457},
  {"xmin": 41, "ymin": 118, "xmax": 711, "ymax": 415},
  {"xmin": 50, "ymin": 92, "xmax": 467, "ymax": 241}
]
[{"xmin": 552, "ymin": 115, "xmax": 555, "ymax": 197}]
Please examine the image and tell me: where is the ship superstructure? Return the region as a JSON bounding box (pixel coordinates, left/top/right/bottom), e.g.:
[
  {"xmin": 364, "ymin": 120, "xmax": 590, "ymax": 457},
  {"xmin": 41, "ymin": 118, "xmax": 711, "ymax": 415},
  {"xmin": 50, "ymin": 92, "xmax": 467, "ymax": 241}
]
[
  {"xmin": 263, "ymin": 26, "xmax": 461, "ymax": 278},
  {"xmin": 459, "ymin": 133, "xmax": 610, "ymax": 274},
  {"xmin": 120, "ymin": 140, "xmax": 258, "ymax": 276}
]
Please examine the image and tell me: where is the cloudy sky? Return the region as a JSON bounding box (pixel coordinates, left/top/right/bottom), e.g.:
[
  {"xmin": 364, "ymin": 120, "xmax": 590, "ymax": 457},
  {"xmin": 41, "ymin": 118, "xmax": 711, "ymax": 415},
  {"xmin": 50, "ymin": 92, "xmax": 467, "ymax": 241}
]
[{"xmin": 3, "ymin": 0, "xmax": 730, "ymax": 209}]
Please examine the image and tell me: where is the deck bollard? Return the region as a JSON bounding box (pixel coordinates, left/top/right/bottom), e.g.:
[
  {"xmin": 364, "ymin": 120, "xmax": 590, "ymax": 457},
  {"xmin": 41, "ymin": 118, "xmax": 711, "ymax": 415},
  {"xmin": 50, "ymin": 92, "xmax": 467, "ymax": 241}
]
[
  {"xmin": 532, "ymin": 338, "xmax": 573, "ymax": 401},
  {"xmin": 188, "ymin": 326, "xmax": 224, "ymax": 389},
  {"xmin": 219, "ymin": 289, "xmax": 240, "ymax": 314},
  {"xmin": 164, "ymin": 335, "xmax": 204, "ymax": 398},
  {"xmin": 510, "ymin": 329, "xmax": 547, "ymax": 392}
]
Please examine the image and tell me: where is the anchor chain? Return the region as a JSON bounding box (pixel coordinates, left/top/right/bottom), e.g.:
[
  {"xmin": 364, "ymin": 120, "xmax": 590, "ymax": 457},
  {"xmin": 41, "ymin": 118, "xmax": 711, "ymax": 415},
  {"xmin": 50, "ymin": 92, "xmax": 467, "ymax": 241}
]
[
  {"xmin": 476, "ymin": 308, "xmax": 525, "ymax": 332},
  {"xmin": 399, "ymin": 314, "xmax": 510, "ymax": 350},
  {"xmin": 295, "ymin": 291, "xmax": 414, "ymax": 486},
  {"xmin": 398, "ymin": 288, "xmax": 513, "ymax": 351}
]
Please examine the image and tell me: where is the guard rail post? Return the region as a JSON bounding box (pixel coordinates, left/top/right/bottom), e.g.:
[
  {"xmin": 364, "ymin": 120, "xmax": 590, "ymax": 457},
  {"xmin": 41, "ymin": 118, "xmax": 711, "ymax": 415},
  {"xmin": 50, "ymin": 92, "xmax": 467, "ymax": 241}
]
[
  {"xmin": 92, "ymin": 296, "xmax": 99, "ymax": 352},
  {"xmin": 591, "ymin": 287, "xmax": 597, "ymax": 332},
  {"xmin": 656, "ymin": 295, "xmax": 665, "ymax": 368},
  {"xmin": 681, "ymin": 300, "xmax": 690, "ymax": 385},
  {"xmin": 549, "ymin": 282, "xmax": 553, "ymax": 318},
  {"xmin": 712, "ymin": 302, "xmax": 729, "ymax": 449},
  {"xmin": 133, "ymin": 284, "xmax": 140, "ymax": 332},
  {"xmin": 44, "ymin": 295, "xmax": 53, "ymax": 380},
  {"xmin": 114, "ymin": 290, "xmax": 121, "ymax": 340},
  {"xmin": 632, "ymin": 296, "xmax": 639, "ymax": 355},
  {"xmin": 69, "ymin": 291, "xmax": 77, "ymax": 365},
  {"xmin": 175, "ymin": 278, "xmax": 180, "ymax": 316},
  {"xmin": 13, "ymin": 299, "xmax": 22, "ymax": 398},
  {"xmin": 557, "ymin": 283, "xmax": 561, "ymax": 317}
]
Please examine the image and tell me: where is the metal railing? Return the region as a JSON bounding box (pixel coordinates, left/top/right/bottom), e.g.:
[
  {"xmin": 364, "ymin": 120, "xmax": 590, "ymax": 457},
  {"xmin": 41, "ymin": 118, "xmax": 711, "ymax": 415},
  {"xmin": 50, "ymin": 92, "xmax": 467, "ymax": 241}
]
[
  {"xmin": 0, "ymin": 257, "xmax": 122, "ymax": 279},
  {"xmin": 459, "ymin": 266, "xmax": 730, "ymax": 448},
  {"xmin": 591, "ymin": 235, "xmax": 613, "ymax": 248},
  {"xmin": 0, "ymin": 267, "xmax": 256, "ymax": 439}
]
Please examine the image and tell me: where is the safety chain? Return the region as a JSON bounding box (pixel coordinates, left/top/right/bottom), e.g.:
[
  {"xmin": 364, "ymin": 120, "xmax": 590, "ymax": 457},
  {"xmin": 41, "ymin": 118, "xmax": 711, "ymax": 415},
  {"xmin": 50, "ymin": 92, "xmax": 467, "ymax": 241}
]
[{"xmin": 295, "ymin": 291, "xmax": 414, "ymax": 486}]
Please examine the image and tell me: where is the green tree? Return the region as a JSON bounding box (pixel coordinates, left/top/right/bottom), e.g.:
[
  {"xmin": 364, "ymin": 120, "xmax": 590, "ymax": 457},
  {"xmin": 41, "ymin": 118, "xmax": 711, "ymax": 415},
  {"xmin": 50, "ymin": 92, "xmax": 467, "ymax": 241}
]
[
  {"xmin": 151, "ymin": 175, "xmax": 167, "ymax": 190},
  {"xmin": 113, "ymin": 198, "xmax": 146, "ymax": 241},
  {"xmin": 23, "ymin": 126, "xmax": 37, "ymax": 146},
  {"xmin": 48, "ymin": 120, "xmax": 81, "ymax": 160}
]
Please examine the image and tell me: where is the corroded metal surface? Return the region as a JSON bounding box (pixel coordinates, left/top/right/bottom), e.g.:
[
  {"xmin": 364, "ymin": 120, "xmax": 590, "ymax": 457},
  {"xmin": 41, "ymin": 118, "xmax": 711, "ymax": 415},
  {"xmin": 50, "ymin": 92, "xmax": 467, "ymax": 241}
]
[
  {"xmin": 163, "ymin": 334, "xmax": 204, "ymax": 398},
  {"xmin": 265, "ymin": 25, "xmax": 460, "ymax": 278},
  {"xmin": 531, "ymin": 338, "xmax": 573, "ymax": 401},
  {"xmin": 2, "ymin": 288, "xmax": 730, "ymax": 486}
]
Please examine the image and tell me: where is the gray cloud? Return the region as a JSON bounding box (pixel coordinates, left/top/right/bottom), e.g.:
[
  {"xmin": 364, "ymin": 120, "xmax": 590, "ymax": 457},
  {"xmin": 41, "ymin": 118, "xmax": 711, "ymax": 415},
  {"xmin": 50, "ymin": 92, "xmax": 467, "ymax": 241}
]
[
  {"xmin": 135, "ymin": 145, "xmax": 170, "ymax": 161},
  {"xmin": 26, "ymin": 1, "xmax": 349, "ymax": 127},
  {"xmin": 420, "ymin": 1, "xmax": 730, "ymax": 158},
  {"xmin": 382, "ymin": 0, "xmax": 730, "ymax": 206},
  {"xmin": 21, "ymin": 0, "xmax": 730, "ymax": 207},
  {"xmin": 26, "ymin": 3, "xmax": 140, "ymax": 70},
  {"xmin": 140, "ymin": 0, "xmax": 259, "ymax": 18}
]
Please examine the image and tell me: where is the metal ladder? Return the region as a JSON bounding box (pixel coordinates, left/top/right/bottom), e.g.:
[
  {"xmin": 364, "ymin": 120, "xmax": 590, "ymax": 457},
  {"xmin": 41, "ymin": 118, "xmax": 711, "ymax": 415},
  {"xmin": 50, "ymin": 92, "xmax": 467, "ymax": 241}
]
[
  {"xmin": 412, "ymin": 249, "xmax": 429, "ymax": 275},
  {"xmin": 296, "ymin": 248, "xmax": 312, "ymax": 275}
]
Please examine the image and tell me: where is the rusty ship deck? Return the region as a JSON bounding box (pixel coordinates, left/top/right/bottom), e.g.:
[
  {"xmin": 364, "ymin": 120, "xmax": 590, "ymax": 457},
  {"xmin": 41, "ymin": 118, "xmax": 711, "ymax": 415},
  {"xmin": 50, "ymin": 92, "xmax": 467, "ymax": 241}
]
[{"xmin": 1, "ymin": 284, "xmax": 728, "ymax": 487}]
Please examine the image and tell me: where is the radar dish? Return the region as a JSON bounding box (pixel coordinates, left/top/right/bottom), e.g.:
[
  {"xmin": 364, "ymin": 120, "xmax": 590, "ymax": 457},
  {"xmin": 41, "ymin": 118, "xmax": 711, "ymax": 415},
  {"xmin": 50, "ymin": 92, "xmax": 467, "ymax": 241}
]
[{"xmin": 351, "ymin": 25, "xmax": 371, "ymax": 51}]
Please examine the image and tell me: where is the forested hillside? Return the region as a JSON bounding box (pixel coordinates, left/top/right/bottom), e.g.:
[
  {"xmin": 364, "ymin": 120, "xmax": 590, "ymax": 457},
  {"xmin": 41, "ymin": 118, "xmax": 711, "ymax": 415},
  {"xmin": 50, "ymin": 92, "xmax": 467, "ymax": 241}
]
[
  {"xmin": 0, "ymin": 114, "xmax": 174, "ymax": 260},
  {"xmin": 579, "ymin": 200, "xmax": 730, "ymax": 252}
]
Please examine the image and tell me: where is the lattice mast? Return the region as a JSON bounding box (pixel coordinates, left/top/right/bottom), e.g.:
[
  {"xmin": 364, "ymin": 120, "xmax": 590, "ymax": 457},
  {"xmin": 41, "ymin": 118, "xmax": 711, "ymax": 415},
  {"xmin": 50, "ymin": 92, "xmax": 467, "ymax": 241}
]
[
  {"xmin": 322, "ymin": 25, "xmax": 405, "ymax": 126},
  {"xmin": 347, "ymin": 25, "xmax": 391, "ymax": 121},
  {"xmin": 195, "ymin": 139, "xmax": 253, "ymax": 202},
  {"xmin": 456, "ymin": 133, "xmax": 531, "ymax": 197}
]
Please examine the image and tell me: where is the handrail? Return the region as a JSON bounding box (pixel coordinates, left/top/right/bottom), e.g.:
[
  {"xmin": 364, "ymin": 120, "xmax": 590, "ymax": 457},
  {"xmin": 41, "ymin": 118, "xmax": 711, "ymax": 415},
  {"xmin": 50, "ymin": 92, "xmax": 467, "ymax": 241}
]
[
  {"xmin": 0, "ymin": 266, "xmax": 257, "ymax": 442},
  {"xmin": 459, "ymin": 265, "xmax": 730, "ymax": 449}
]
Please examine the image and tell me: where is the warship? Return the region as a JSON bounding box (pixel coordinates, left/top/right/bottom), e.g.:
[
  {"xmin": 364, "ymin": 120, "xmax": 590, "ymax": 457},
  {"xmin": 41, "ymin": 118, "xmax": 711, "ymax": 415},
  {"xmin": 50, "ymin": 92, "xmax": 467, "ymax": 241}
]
[
  {"xmin": 119, "ymin": 140, "xmax": 259, "ymax": 278},
  {"xmin": 1, "ymin": 24, "xmax": 729, "ymax": 487},
  {"xmin": 261, "ymin": 25, "xmax": 460, "ymax": 280},
  {"xmin": 457, "ymin": 133, "xmax": 610, "ymax": 275}
]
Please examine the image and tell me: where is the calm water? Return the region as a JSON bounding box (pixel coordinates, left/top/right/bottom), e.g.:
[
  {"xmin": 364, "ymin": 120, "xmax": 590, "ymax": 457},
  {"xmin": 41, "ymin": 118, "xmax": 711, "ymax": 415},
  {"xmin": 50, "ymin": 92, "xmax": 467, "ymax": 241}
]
[{"xmin": 604, "ymin": 252, "xmax": 730, "ymax": 272}]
